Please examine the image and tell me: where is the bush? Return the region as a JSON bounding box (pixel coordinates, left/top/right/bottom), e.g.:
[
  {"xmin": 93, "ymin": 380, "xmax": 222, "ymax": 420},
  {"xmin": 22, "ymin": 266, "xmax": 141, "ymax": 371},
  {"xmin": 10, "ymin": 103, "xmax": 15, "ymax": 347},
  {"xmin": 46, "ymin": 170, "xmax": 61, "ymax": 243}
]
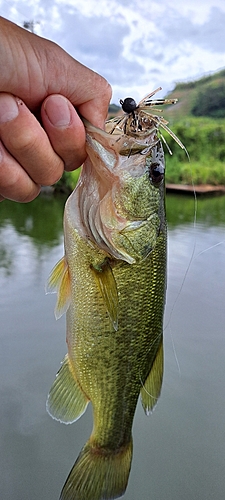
[
  {"xmin": 165, "ymin": 159, "xmax": 225, "ymax": 186},
  {"xmin": 163, "ymin": 116, "xmax": 225, "ymax": 185},
  {"xmin": 163, "ymin": 117, "xmax": 225, "ymax": 161}
]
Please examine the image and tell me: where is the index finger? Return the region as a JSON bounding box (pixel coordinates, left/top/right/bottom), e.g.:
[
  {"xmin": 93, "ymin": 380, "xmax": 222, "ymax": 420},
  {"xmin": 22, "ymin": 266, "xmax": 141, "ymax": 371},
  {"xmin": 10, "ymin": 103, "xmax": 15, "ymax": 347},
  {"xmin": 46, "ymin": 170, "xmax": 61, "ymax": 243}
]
[
  {"xmin": 0, "ymin": 19, "xmax": 112, "ymax": 129},
  {"xmin": 41, "ymin": 49, "xmax": 112, "ymax": 128},
  {"xmin": 71, "ymin": 68, "xmax": 112, "ymax": 129}
]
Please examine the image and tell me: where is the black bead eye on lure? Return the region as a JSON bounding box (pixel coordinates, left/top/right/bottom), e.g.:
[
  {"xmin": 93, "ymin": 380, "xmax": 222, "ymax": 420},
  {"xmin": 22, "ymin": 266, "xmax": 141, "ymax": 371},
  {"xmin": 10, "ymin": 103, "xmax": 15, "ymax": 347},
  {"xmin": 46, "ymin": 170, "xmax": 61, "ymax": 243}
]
[
  {"xmin": 108, "ymin": 87, "xmax": 188, "ymax": 158},
  {"xmin": 120, "ymin": 97, "xmax": 137, "ymax": 114}
]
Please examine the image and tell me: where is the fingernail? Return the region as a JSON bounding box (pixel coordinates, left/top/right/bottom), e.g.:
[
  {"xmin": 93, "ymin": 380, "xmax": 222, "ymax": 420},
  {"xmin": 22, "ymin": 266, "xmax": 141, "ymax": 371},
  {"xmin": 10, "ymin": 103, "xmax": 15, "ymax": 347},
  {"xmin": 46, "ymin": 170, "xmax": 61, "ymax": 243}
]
[
  {"xmin": 44, "ymin": 95, "xmax": 72, "ymax": 127},
  {"xmin": 0, "ymin": 94, "xmax": 19, "ymax": 123}
]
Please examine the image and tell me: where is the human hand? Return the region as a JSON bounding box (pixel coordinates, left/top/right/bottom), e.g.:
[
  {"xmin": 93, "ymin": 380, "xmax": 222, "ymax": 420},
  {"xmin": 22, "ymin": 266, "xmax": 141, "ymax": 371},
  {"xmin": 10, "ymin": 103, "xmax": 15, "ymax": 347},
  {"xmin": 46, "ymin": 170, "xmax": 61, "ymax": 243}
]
[{"xmin": 0, "ymin": 17, "xmax": 111, "ymax": 202}]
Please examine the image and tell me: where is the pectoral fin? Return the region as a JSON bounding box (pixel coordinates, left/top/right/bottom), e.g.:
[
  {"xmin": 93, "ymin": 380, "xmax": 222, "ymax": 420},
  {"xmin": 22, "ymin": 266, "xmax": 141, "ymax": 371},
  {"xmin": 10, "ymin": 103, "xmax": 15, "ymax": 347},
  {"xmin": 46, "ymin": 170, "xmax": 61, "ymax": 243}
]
[
  {"xmin": 46, "ymin": 256, "xmax": 71, "ymax": 319},
  {"xmin": 141, "ymin": 338, "xmax": 164, "ymax": 415},
  {"xmin": 46, "ymin": 354, "xmax": 89, "ymax": 424},
  {"xmin": 91, "ymin": 260, "xmax": 119, "ymax": 331}
]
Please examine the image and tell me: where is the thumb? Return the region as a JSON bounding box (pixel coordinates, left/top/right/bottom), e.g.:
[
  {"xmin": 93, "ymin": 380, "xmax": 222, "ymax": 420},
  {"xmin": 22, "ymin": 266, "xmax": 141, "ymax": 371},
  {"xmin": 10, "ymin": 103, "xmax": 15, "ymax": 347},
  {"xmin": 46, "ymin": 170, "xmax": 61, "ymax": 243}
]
[{"xmin": 41, "ymin": 94, "xmax": 87, "ymax": 171}]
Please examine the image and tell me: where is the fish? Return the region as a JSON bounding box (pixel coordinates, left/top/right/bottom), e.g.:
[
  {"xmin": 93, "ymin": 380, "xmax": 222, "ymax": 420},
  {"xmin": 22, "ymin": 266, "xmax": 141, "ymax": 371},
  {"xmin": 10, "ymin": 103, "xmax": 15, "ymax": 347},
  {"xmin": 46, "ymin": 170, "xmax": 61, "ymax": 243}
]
[{"xmin": 46, "ymin": 88, "xmax": 180, "ymax": 500}]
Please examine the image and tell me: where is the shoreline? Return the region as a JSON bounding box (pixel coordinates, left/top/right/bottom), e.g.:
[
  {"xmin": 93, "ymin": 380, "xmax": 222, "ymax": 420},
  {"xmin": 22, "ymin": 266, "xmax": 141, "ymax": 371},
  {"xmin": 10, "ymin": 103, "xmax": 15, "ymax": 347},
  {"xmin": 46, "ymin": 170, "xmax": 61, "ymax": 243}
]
[
  {"xmin": 41, "ymin": 183, "xmax": 225, "ymax": 197},
  {"xmin": 166, "ymin": 183, "xmax": 225, "ymax": 195}
]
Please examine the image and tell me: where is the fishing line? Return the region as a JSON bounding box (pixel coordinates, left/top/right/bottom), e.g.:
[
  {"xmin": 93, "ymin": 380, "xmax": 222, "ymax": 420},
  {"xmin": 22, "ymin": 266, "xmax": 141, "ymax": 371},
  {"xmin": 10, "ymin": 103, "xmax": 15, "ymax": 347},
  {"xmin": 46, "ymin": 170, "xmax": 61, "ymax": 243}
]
[
  {"xmin": 164, "ymin": 163, "xmax": 198, "ymax": 374},
  {"xmin": 194, "ymin": 240, "xmax": 225, "ymax": 259}
]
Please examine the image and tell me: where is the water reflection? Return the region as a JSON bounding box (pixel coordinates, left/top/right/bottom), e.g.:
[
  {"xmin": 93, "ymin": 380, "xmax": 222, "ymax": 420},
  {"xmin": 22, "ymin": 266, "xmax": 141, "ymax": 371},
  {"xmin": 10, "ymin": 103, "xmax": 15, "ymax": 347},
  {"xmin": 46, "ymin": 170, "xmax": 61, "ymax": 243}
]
[
  {"xmin": 0, "ymin": 194, "xmax": 66, "ymax": 278},
  {"xmin": 0, "ymin": 193, "xmax": 225, "ymax": 500},
  {"xmin": 0, "ymin": 194, "xmax": 66, "ymax": 248},
  {"xmin": 166, "ymin": 192, "xmax": 225, "ymax": 227}
]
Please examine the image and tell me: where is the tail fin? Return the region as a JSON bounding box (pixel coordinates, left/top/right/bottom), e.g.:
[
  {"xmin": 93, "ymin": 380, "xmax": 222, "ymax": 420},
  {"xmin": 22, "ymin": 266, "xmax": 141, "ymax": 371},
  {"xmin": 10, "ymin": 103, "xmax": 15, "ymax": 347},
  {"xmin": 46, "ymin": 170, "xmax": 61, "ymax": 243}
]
[{"xmin": 60, "ymin": 439, "xmax": 133, "ymax": 500}]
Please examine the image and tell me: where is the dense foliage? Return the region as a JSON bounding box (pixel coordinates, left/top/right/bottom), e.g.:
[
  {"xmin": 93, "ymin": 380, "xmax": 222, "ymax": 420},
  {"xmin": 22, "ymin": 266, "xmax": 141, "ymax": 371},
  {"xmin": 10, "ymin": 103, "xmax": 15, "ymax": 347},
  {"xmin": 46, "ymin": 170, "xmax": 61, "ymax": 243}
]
[
  {"xmin": 164, "ymin": 117, "xmax": 225, "ymax": 185},
  {"xmin": 192, "ymin": 82, "xmax": 225, "ymax": 118}
]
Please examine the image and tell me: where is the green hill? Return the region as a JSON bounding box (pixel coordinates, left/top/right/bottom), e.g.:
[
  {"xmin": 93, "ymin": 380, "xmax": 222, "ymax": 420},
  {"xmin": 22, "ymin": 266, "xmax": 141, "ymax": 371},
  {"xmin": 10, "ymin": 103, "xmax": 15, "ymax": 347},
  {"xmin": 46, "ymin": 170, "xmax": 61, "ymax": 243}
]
[
  {"xmin": 108, "ymin": 103, "xmax": 120, "ymax": 116},
  {"xmin": 108, "ymin": 68, "xmax": 225, "ymax": 122},
  {"xmin": 163, "ymin": 68, "xmax": 225, "ymax": 121},
  {"xmin": 155, "ymin": 69, "xmax": 225, "ymax": 185}
]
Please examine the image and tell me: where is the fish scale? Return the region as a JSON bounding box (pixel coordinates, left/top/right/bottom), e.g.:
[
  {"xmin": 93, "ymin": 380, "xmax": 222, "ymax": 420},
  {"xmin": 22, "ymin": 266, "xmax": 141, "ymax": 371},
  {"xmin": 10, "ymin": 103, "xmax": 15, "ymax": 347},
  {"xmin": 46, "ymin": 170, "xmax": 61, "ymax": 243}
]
[{"xmin": 46, "ymin": 88, "xmax": 181, "ymax": 500}]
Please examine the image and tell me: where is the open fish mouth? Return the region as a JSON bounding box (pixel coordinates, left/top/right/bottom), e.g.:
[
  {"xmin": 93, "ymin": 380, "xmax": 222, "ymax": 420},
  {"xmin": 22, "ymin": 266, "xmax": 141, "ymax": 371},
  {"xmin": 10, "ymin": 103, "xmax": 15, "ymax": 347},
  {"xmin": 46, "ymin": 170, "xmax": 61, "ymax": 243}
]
[{"xmin": 75, "ymin": 121, "xmax": 163, "ymax": 264}]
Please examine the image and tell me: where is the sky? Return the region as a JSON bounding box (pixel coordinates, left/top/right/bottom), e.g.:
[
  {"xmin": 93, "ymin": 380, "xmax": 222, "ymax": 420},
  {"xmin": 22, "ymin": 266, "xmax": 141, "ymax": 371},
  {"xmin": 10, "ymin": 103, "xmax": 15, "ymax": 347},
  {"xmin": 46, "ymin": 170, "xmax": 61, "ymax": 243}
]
[{"xmin": 1, "ymin": 0, "xmax": 225, "ymax": 105}]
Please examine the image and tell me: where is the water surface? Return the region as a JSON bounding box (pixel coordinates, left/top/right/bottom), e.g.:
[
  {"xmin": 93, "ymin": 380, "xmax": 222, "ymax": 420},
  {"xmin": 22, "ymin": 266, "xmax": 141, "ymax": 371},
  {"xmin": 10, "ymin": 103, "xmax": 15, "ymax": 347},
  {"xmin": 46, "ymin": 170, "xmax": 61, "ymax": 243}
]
[{"xmin": 0, "ymin": 193, "xmax": 225, "ymax": 500}]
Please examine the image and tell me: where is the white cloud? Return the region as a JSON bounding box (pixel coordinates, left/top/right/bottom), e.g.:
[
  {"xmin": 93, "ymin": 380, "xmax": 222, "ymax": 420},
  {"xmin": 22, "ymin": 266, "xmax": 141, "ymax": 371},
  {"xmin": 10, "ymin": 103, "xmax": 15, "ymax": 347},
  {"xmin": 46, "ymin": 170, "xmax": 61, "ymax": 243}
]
[{"xmin": 1, "ymin": 0, "xmax": 225, "ymax": 103}]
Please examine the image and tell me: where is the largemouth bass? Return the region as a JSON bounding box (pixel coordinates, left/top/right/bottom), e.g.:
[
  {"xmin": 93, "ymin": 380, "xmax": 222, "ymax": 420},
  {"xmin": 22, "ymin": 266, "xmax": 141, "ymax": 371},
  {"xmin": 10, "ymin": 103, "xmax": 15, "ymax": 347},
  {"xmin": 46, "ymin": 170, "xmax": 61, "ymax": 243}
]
[{"xmin": 46, "ymin": 88, "xmax": 182, "ymax": 500}]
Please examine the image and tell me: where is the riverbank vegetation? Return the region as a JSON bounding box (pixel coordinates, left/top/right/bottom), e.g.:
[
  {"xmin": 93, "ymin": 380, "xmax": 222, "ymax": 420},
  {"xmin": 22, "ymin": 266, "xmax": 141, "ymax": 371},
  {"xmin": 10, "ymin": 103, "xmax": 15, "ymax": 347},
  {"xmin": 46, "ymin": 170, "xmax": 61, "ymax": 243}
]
[
  {"xmin": 164, "ymin": 116, "xmax": 225, "ymax": 185},
  {"xmin": 163, "ymin": 68, "xmax": 225, "ymax": 185},
  {"xmin": 55, "ymin": 68, "xmax": 225, "ymax": 192}
]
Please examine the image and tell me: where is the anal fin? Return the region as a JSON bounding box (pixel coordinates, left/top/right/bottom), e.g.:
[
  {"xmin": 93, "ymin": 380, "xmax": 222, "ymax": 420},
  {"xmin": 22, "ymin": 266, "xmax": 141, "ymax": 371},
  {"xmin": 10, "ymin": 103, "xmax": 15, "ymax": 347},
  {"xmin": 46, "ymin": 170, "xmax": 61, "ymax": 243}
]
[
  {"xmin": 46, "ymin": 354, "xmax": 89, "ymax": 424},
  {"xmin": 141, "ymin": 338, "xmax": 164, "ymax": 415}
]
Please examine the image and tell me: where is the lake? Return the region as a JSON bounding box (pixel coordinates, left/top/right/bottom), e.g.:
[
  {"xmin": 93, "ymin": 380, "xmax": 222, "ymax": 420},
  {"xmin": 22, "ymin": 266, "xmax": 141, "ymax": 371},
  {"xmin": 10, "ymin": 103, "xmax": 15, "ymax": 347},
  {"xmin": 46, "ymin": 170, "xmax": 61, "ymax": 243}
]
[{"xmin": 0, "ymin": 192, "xmax": 225, "ymax": 500}]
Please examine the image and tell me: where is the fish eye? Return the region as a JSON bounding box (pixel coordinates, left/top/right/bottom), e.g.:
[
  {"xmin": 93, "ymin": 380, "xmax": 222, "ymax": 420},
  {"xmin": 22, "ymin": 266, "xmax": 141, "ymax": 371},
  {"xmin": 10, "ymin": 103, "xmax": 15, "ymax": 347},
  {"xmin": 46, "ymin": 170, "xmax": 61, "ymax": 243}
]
[
  {"xmin": 120, "ymin": 97, "xmax": 137, "ymax": 114},
  {"xmin": 149, "ymin": 162, "xmax": 164, "ymax": 184}
]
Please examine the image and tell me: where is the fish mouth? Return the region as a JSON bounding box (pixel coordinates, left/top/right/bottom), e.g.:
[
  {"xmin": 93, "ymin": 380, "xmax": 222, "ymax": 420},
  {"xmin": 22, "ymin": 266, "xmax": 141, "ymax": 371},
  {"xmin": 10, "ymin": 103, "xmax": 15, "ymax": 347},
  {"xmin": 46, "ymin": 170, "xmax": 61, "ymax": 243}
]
[{"xmin": 68, "ymin": 120, "xmax": 164, "ymax": 264}]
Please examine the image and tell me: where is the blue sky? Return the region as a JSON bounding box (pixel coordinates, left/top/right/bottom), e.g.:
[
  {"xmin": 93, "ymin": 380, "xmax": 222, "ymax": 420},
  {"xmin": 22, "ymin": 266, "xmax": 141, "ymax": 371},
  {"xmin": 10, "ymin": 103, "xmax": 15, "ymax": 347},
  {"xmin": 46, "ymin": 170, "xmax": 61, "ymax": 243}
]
[{"xmin": 1, "ymin": 0, "xmax": 225, "ymax": 104}]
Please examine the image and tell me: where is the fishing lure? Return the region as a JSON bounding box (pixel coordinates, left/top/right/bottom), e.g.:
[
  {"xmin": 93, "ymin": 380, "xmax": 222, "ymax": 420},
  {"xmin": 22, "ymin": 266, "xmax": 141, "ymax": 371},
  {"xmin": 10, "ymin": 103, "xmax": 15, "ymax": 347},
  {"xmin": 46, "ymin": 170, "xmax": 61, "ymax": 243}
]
[{"xmin": 107, "ymin": 86, "xmax": 188, "ymax": 156}]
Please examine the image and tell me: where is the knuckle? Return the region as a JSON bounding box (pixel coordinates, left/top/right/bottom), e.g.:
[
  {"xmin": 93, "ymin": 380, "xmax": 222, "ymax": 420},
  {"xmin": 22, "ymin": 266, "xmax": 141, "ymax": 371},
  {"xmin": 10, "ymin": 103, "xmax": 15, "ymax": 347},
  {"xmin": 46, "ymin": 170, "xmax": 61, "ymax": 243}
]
[
  {"xmin": 0, "ymin": 169, "xmax": 40, "ymax": 203},
  {"xmin": 0, "ymin": 156, "xmax": 18, "ymax": 191},
  {"xmin": 19, "ymin": 186, "xmax": 41, "ymax": 203},
  {"xmin": 2, "ymin": 127, "xmax": 64, "ymax": 186},
  {"xmin": 43, "ymin": 159, "xmax": 64, "ymax": 186},
  {"xmin": 98, "ymin": 77, "xmax": 112, "ymax": 104},
  {"xmin": 104, "ymin": 81, "xmax": 113, "ymax": 102},
  {"xmin": 91, "ymin": 73, "xmax": 112, "ymax": 104},
  {"xmin": 0, "ymin": 143, "xmax": 40, "ymax": 202},
  {"xmin": 8, "ymin": 127, "xmax": 40, "ymax": 155}
]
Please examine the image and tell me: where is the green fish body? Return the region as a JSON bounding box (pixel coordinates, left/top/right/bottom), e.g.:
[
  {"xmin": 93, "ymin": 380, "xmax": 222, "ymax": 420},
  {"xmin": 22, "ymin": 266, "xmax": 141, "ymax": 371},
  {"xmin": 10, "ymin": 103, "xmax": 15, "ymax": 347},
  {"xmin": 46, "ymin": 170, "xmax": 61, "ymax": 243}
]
[{"xmin": 46, "ymin": 115, "xmax": 167, "ymax": 500}]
